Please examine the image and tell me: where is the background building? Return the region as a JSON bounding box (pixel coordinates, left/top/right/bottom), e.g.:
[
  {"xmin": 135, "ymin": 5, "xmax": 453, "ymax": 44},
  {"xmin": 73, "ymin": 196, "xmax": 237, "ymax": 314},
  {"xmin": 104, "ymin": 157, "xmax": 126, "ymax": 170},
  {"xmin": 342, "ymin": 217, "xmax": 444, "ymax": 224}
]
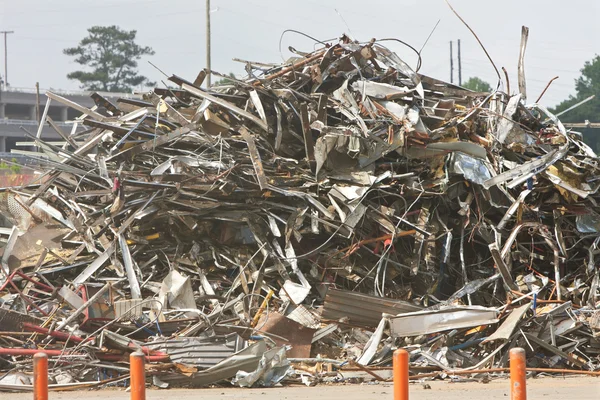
[{"xmin": 0, "ymin": 86, "xmax": 136, "ymax": 160}]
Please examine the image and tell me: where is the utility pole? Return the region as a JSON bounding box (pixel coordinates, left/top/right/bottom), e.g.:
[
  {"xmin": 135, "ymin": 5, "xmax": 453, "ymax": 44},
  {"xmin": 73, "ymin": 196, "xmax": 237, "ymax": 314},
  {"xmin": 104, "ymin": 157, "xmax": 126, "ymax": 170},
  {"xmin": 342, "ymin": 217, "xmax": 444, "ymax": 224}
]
[
  {"xmin": 449, "ymin": 41, "xmax": 453, "ymax": 84},
  {"xmin": 35, "ymin": 82, "xmax": 40, "ymax": 124},
  {"xmin": 457, "ymin": 39, "xmax": 462, "ymax": 86},
  {"xmin": 1, "ymin": 31, "xmax": 14, "ymax": 89},
  {"xmin": 206, "ymin": 0, "xmax": 211, "ymax": 88}
]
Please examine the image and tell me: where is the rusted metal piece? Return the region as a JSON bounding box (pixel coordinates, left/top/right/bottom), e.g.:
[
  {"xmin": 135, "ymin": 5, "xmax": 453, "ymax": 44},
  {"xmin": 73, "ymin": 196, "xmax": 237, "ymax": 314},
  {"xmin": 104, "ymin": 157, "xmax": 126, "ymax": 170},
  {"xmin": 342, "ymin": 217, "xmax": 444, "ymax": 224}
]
[
  {"xmin": 257, "ymin": 312, "xmax": 316, "ymax": 358},
  {"xmin": 240, "ymin": 127, "xmax": 268, "ymax": 190},
  {"xmin": 253, "ymin": 51, "xmax": 326, "ymax": 85}
]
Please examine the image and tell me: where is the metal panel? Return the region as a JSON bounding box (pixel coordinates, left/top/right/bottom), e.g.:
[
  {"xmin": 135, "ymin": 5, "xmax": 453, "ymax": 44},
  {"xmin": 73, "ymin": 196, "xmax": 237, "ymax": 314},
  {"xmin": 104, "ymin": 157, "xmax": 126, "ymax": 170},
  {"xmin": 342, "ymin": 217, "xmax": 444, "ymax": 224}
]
[
  {"xmin": 148, "ymin": 333, "xmax": 246, "ymax": 369},
  {"xmin": 484, "ymin": 302, "xmax": 531, "ymax": 343},
  {"xmin": 390, "ymin": 306, "xmax": 499, "ymax": 337},
  {"xmin": 322, "ymin": 288, "xmax": 422, "ymax": 328}
]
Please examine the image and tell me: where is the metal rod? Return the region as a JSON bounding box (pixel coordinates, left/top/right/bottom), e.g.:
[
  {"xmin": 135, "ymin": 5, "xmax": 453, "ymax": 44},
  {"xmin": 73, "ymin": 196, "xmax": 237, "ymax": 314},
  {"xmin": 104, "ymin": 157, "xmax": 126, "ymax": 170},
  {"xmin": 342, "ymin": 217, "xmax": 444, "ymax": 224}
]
[
  {"xmin": 349, "ymin": 359, "xmax": 386, "ymax": 381},
  {"xmin": 535, "ymin": 76, "xmax": 559, "ymax": 104}
]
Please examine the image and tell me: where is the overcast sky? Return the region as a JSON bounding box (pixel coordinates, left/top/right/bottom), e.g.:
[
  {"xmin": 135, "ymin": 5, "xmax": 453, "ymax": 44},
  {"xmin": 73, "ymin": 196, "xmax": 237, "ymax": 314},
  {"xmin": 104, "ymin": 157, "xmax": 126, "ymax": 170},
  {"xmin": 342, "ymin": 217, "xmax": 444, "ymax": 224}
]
[{"xmin": 0, "ymin": 0, "xmax": 598, "ymax": 107}]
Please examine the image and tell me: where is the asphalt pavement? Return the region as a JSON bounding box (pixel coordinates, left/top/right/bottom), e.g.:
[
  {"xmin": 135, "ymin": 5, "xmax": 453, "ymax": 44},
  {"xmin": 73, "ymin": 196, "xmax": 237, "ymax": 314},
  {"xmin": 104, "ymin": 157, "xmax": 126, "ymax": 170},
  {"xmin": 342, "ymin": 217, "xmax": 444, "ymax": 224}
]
[{"xmin": 2, "ymin": 376, "xmax": 600, "ymax": 400}]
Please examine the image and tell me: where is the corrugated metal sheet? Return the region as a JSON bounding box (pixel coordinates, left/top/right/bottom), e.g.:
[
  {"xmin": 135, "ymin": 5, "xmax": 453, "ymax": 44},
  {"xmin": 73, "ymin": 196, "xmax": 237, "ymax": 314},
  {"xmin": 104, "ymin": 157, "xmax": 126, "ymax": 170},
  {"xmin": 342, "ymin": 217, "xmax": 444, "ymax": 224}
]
[
  {"xmin": 322, "ymin": 288, "xmax": 422, "ymax": 328},
  {"xmin": 148, "ymin": 333, "xmax": 246, "ymax": 369},
  {"xmin": 156, "ymin": 340, "xmax": 267, "ymax": 386}
]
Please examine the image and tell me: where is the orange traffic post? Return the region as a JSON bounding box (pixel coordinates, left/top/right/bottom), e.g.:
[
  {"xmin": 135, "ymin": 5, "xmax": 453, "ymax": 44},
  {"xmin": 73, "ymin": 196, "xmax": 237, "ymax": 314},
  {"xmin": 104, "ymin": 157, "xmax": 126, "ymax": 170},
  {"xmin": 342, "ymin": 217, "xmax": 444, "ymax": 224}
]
[
  {"xmin": 510, "ymin": 347, "xmax": 527, "ymax": 400},
  {"xmin": 130, "ymin": 351, "xmax": 146, "ymax": 400},
  {"xmin": 393, "ymin": 349, "xmax": 409, "ymax": 400},
  {"xmin": 33, "ymin": 352, "xmax": 48, "ymax": 400}
]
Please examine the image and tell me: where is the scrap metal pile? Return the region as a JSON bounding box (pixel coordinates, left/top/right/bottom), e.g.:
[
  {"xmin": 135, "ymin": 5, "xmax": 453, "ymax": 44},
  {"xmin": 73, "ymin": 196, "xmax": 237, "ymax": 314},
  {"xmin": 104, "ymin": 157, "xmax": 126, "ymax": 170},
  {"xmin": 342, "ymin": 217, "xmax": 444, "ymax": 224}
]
[{"xmin": 1, "ymin": 33, "xmax": 600, "ymax": 390}]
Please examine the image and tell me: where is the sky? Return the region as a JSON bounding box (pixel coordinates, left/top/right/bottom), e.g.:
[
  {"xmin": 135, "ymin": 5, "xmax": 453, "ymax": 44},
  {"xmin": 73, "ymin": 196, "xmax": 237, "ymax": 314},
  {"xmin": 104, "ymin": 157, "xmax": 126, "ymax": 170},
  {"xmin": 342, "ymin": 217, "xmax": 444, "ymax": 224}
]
[{"xmin": 0, "ymin": 0, "xmax": 598, "ymax": 107}]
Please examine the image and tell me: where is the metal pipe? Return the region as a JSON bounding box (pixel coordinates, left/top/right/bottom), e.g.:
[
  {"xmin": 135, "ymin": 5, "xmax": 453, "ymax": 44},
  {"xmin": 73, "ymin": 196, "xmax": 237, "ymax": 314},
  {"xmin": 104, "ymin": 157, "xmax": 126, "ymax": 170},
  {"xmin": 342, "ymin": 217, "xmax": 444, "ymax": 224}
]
[
  {"xmin": 0, "ymin": 348, "xmax": 64, "ymax": 356},
  {"xmin": 22, "ymin": 323, "xmax": 87, "ymax": 343}
]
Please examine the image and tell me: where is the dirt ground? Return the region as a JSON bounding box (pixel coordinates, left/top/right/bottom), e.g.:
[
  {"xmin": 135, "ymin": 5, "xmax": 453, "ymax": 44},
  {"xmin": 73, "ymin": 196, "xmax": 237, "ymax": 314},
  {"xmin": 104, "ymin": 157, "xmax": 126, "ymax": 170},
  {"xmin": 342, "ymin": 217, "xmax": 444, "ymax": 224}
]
[{"xmin": 2, "ymin": 376, "xmax": 600, "ymax": 400}]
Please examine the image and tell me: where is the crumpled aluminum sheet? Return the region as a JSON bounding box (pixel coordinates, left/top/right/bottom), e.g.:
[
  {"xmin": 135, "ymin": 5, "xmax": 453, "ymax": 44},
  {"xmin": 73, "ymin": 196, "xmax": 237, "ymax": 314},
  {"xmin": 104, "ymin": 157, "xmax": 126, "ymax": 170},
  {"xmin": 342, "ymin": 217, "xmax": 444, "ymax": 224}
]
[
  {"xmin": 576, "ymin": 213, "xmax": 600, "ymax": 233},
  {"xmin": 449, "ymin": 152, "xmax": 493, "ymax": 185},
  {"xmin": 232, "ymin": 346, "xmax": 292, "ymax": 388}
]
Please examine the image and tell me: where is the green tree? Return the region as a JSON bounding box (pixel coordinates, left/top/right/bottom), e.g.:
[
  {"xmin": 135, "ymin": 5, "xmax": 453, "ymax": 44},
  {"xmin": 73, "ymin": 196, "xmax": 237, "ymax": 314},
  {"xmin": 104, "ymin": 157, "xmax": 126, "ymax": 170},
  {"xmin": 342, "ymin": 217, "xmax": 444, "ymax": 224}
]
[
  {"xmin": 462, "ymin": 77, "xmax": 492, "ymax": 92},
  {"xmin": 64, "ymin": 26, "xmax": 155, "ymax": 92},
  {"xmin": 552, "ymin": 55, "xmax": 600, "ymax": 151},
  {"xmin": 9, "ymin": 158, "xmax": 20, "ymax": 174},
  {"xmin": 214, "ymin": 72, "xmax": 236, "ymax": 86}
]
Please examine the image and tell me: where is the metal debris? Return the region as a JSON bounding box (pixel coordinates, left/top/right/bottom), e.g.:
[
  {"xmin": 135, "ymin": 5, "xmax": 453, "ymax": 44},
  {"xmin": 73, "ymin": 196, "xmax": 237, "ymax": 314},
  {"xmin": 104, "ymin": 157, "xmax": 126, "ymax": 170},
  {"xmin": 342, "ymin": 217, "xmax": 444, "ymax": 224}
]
[{"xmin": 0, "ymin": 31, "xmax": 599, "ymax": 391}]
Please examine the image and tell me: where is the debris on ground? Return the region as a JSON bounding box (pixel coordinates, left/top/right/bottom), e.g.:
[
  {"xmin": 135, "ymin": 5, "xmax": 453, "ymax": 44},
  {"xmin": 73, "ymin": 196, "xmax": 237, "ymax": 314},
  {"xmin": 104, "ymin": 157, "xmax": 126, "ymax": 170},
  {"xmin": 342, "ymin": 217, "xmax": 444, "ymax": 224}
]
[{"xmin": 1, "ymin": 30, "xmax": 600, "ymax": 391}]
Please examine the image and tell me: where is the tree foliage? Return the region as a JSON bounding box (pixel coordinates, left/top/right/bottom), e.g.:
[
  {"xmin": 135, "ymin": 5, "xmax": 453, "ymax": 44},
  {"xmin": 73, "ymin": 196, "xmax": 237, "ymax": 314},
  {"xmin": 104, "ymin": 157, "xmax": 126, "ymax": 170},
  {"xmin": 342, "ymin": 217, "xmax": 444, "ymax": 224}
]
[
  {"xmin": 0, "ymin": 158, "xmax": 22, "ymax": 174},
  {"xmin": 552, "ymin": 55, "xmax": 600, "ymax": 151},
  {"xmin": 64, "ymin": 26, "xmax": 155, "ymax": 92},
  {"xmin": 462, "ymin": 77, "xmax": 492, "ymax": 92},
  {"xmin": 214, "ymin": 72, "xmax": 236, "ymax": 86}
]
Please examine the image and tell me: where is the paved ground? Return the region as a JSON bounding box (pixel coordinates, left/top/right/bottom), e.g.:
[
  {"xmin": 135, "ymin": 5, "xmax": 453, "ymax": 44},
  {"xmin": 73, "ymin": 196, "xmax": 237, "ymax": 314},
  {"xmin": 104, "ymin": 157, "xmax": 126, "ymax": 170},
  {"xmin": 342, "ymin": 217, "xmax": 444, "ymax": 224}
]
[{"xmin": 2, "ymin": 376, "xmax": 599, "ymax": 399}]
